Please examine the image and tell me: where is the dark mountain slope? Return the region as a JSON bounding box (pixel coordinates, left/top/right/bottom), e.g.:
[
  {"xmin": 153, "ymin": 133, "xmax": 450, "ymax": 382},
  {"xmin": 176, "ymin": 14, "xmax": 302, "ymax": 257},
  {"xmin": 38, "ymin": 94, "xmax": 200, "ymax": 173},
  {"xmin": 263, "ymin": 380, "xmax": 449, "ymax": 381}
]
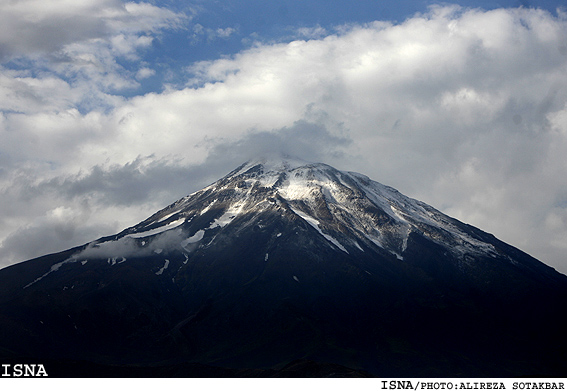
[{"xmin": 1, "ymin": 158, "xmax": 566, "ymax": 377}]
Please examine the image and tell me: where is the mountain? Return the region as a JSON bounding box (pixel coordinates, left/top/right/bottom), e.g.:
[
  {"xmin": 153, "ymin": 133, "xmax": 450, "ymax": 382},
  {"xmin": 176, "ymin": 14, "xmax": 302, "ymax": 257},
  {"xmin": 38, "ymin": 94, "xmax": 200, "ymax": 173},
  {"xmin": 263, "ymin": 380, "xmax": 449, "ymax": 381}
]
[{"xmin": 1, "ymin": 157, "xmax": 566, "ymax": 377}]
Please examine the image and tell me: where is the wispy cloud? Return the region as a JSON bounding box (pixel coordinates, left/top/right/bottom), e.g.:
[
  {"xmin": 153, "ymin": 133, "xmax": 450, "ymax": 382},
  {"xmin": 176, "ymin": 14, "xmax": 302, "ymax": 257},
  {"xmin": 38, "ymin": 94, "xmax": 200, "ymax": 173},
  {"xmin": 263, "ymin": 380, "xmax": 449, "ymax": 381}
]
[
  {"xmin": 295, "ymin": 25, "xmax": 328, "ymax": 39},
  {"xmin": 190, "ymin": 24, "xmax": 238, "ymax": 44}
]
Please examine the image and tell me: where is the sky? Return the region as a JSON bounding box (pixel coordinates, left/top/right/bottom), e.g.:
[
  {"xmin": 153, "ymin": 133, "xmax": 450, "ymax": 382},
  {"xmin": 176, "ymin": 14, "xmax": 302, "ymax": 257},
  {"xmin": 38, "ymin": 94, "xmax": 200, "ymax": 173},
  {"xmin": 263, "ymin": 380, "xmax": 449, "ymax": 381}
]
[{"xmin": 0, "ymin": 0, "xmax": 566, "ymax": 274}]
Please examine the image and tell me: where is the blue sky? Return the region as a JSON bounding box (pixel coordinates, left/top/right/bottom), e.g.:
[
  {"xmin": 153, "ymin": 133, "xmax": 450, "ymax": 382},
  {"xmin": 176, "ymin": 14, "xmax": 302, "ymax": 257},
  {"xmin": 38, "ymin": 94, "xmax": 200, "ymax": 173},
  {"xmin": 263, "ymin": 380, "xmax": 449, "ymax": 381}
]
[
  {"xmin": 6, "ymin": 0, "xmax": 560, "ymax": 96},
  {"xmin": 1, "ymin": 0, "xmax": 567, "ymax": 273},
  {"xmin": 125, "ymin": 0, "xmax": 567, "ymax": 89},
  {"xmin": 45, "ymin": 0, "xmax": 567, "ymax": 95}
]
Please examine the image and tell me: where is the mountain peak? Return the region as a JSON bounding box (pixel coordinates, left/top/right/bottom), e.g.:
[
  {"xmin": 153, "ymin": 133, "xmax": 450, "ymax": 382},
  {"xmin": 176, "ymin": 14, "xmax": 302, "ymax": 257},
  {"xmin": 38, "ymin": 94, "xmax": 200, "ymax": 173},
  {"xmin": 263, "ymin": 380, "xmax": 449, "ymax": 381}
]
[
  {"xmin": 66, "ymin": 159, "xmax": 561, "ymax": 281},
  {"xmin": 228, "ymin": 155, "xmax": 317, "ymax": 177},
  {"xmin": 1, "ymin": 159, "xmax": 566, "ymax": 377}
]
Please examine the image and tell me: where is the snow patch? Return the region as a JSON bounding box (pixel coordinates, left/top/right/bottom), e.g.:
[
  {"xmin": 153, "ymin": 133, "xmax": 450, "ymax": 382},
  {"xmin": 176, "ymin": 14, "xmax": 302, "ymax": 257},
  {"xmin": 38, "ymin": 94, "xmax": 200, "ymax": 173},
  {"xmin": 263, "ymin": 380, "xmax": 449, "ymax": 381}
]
[
  {"xmin": 126, "ymin": 219, "xmax": 185, "ymax": 238},
  {"xmin": 291, "ymin": 207, "xmax": 349, "ymax": 253},
  {"xmin": 181, "ymin": 230, "xmax": 204, "ymax": 249},
  {"xmin": 366, "ymin": 234, "xmax": 384, "ymax": 249},
  {"xmin": 402, "ymin": 227, "xmax": 410, "ymax": 252},
  {"xmin": 390, "ymin": 205, "xmax": 411, "ymax": 224},
  {"xmin": 235, "ymin": 157, "xmax": 311, "ymax": 179},
  {"xmin": 209, "ymin": 211, "xmax": 235, "ymax": 229},
  {"xmin": 199, "ymin": 199, "xmax": 217, "ymax": 215},
  {"xmin": 156, "ymin": 259, "xmax": 170, "ymax": 275},
  {"xmin": 157, "ymin": 211, "xmax": 178, "ymax": 223},
  {"xmin": 24, "ymin": 258, "xmax": 77, "ymax": 289},
  {"xmin": 209, "ymin": 201, "xmax": 248, "ymax": 229}
]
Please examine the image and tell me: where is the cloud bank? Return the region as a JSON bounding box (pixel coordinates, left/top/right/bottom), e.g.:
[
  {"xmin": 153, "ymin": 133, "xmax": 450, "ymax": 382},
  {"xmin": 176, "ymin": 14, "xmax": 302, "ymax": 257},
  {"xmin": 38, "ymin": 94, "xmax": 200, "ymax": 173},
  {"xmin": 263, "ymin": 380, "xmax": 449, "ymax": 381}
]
[{"xmin": 1, "ymin": 4, "xmax": 567, "ymax": 274}]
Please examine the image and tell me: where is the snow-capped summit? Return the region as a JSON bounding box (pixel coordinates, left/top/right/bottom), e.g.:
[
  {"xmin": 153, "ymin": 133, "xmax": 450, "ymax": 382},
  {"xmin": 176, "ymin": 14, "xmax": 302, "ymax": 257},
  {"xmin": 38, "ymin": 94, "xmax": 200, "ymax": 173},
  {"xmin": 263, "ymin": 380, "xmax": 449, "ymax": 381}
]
[
  {"xmin": 229, "ymin": 154, "xmax": 315, "ymax": 176},
  {"xmin": 72, "ymin": 156, "xmax": 540, "ymax": 273},
  {"xmin": 1, "ymin": 159, "xmax": 566, "ymax": 377}
]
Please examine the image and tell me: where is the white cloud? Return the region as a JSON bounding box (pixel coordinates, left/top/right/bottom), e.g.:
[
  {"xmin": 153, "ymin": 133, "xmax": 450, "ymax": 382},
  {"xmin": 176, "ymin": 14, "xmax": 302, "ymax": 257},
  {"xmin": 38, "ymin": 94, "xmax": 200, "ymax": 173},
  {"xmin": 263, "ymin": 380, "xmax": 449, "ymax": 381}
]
[
  {"xmin": 1, "ymin": 5, "xmax": 567, "ymax": 275},
  {"xmin": 190, "ymin": 24, "xmax": 238, "ymax": 44},
  {"xmin": 0, "ymin": 0, "xmax": 186, "ymax": 113},
  {"xmin": 296, "ymin": 25, "xmax": 328, "ymax": 39},
  {"xmin": 0, "ymin": 70, "xmax": 81, "ymax": 113},
  {"xmin": 215, "ymin": 27, "xmax": 237, "ymax": 38},
  {"xmin": 0, "ymin": 0, "xmax": 185, "ymax": 59},
  {"xmin": 136, "ymin": 66, "xmax": 156, "ymax": 79}
]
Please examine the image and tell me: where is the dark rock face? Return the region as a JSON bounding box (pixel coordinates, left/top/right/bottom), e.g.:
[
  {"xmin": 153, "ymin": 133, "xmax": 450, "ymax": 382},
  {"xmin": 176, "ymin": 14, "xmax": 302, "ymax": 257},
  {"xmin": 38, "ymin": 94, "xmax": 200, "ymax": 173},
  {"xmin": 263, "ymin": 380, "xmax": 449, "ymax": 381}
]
[{"xmin": 1, "ymin": 158, "xmax": 566, "ymax": 377}]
